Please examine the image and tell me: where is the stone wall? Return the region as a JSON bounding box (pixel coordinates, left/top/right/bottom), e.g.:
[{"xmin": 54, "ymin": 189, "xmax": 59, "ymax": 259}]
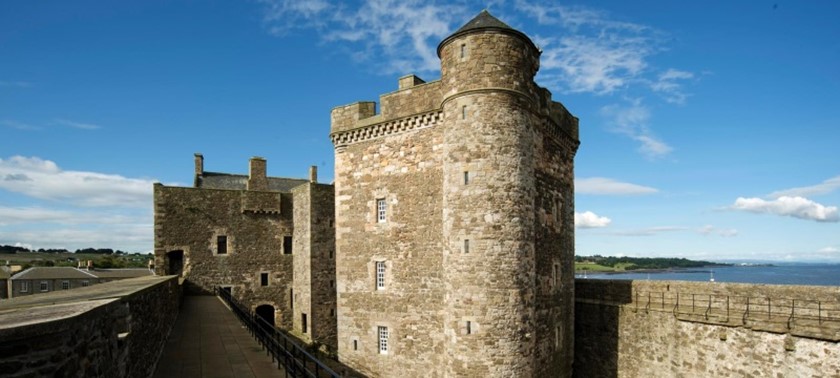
[
  {"xmin": 0, "ymin": 276, "xmax": 180, "ymax": 378},
  {"xmin": 154, "ymin": 184, "xmax": 294, "ymax": 329},
  {"xmin": 575, "ymin": 279, "xmax": 840, "ymax": 377},
  {"xmin": 332, "ymin": 121, "xmax": 446, "ymax": 377}
]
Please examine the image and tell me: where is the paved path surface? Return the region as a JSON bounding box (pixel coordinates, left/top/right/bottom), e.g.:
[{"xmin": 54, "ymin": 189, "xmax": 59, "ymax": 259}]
[{"xmin": 153, "ymin": 295, "xmax": 284, "ymax": 378}]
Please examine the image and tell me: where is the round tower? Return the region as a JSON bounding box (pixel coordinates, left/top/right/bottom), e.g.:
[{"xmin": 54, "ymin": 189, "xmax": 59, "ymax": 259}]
[{"xmin": 438, "ymin": 11, "xmax": 542, "ymax": 377}]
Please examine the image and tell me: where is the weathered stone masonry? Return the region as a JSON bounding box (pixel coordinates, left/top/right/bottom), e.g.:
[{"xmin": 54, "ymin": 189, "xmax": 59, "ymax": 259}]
[
  {"xmin": 331, "ymin": 11, "xmax": 579, "ymax": 378},
  {"xmin": 153, "ymin": 155, "xmax": 336, "ymax": 349}
]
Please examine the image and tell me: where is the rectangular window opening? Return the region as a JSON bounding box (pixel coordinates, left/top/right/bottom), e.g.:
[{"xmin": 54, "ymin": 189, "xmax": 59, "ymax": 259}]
[
  {"xmin": 82, "ymin": 280, "xmax": 90, "ymax": 287},
  {"xmin": 20, "ymin": 281, "xmax": 29, "ymax": 292},
  {"xmin": 376, "ymin": 261, "xmax": 386, "ymax": 290},
  {"xmin": 217, "ymin": 235, "xmax": 228, "ymax": 254},
  {"xmin": 284, "ymin": 236, "xmax": 293, "ymax": 255},
  {"xmin": 302, "ymin": 313, "xmax": 308, "ymax": 334},
  {"xmin": 260, "ymin": 272, "xmax": 269, "ymax": 287},
  {"xmin": 40, "ymin": 281, "xmax": 48, "ymax": 292},
  {"xmin": 463, "ymin": 171, "xmax": 470, "ymax": 185},
  {"xmin": 466, "ymin": 321, "xmax": 472, "ymax": 335},
  {"xmin": 554, "ymin": 263, "xmax": 560, "ymax": 287},
  {"xmin": 464, "ymin": 239, "xmax": 470, "ymax": 254},
  {"xmin": 460, "ymin": 44, "xmax": 466, "ymax": 58},
  {"xmin": 329, "ymin": 250, "xmax": 334, "ymax": 259},
  {"xmin": 461, "ymin": 105, "xmax": 467, "ymax": 120},
  {"xmin": 330, "ymin": 308, "xmax": 335, "ymax": 317},
  {"xmin": 378, "ymin": 326, "xmax": 389, "ymax": 354},
  {"xmin": 290, "ymin": 289, "xmax": 294, "ymax": 311},
  {"xmin": 376, "ymin": 198, "xmax": 387, "ymax": 223},
  {"xmin": 62, "ymin": 281, "xmax": 70, "ymax": 290},
  {"xmin": 353, "ymin": 339, "xmax": 358, "ymax": 350}
]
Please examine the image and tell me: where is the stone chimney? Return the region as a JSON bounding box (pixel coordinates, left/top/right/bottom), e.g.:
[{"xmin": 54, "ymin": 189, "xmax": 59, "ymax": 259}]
[
  {"xmin": 309, "ymin": 165, "xmax": 318, "ymax": 183},
  {"xmin": 194, "ymin": 153, "xmax": 204, "ymax": 187},
  {"xmin": 248, "ymin": 157, "xmax": 268, "ymax": 191},
  {"xmin": 87, "ymin": 260, "xmax": 93, "ymax": 270}
]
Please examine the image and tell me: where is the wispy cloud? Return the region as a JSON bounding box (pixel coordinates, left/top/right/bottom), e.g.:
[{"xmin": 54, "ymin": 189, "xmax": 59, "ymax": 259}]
[
  {"xmin": 612, "ymin": 226, "xmax": 687, "ymax": 236},
  {"xmin": 574, "ymin": 211, "xmax": 611, "ymax": 229},
  {"xmin": 601, "ymin": 100, "xmax": 673, "ymax": 159},
  {"xmin": 1, "ymin": 120, "xmax": 40, "ymax": 131},
  {"xmin": 730, "ymin": 196, "xmax": 839, "ymax": 223},
  {"xmin": 697, "ymin": 225, "xmax": 738, "ymax": 237},
  {"xmin": 0, "ymin": 206, "xmax": 146, "ymax": 226},
  {"xmin": 522, "ymin": 2, "xmax": 659, "ymax": 95},
  {"xmin": 818, "ymin": 246, "xmax": 838, "ymax": 254},
  {"xmin": 650, "ymin": 69, "xmax": 693, "ymax": 104},
  {"xmin": 576, "ymin": 177, "xmax": 658, "ymax": 195},
  {"xmin": 0, "ymin": 156, "xmax": 156, "ymax": 208},
  {"xmin": 54, "ymin": 118, "xmax": 102, "ymax": 130},
  {"xmin": 768, "ymin": 176, "xmax": 840, "ymax": 198},
  {"xmin": 260, "ymin": 0, "xmax": 465, "ymax": 73},
  {"xmin": 0, "ymin": 80, "xmax": 32, "ymax": 88}
]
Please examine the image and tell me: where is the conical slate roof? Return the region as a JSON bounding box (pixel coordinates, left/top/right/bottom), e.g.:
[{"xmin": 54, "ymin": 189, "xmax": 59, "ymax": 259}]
[
  {"xmin": 453, "ymin": 10, "xmax": 515, "ymax": 34},
  {"xmin": 437, "ymin": 10, "xmax": 537, "ymax": 57}
]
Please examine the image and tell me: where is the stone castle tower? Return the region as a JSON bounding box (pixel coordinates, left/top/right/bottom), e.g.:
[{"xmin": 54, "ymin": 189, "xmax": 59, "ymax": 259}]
[{"xmin": 331, "ymin": 11, "xmax": 579, "ymax": 377}]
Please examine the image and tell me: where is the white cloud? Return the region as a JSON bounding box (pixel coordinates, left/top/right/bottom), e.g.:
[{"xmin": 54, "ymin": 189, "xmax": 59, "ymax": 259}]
[
  {"xmin": 0, "ymin": 80, "xmax": 31, "ymax": 88},
  {"xmin": 612, "ymin": 226, "xmax": 687, "ymax": 236},
  {"xmin": 0, "ymin": 156, "xmax": 156, "ymax": 208},
  {"xmin": 54, "ymin": 118, "xmax": 101, "ymax": 130},
  {"xmin": 698, "ymin": 225, "xmax": 738, "ymax": 237},
  {"xmin": 817, "ymin": 246, "xmax": 838, "ymax": 254},
  {"xmin": 576, "ymin": 177, "xmax": 657, "ymax": 195},
  {"xmin": 574, "ymin": 211, "xmax": 611, "ymax": 228},
  {"xmin": 0, "ymin": 206, "xmax": 147, "ymax": 226},
  {"xmin": 0, "ymin": 225, "xmax": 152, "ymax": 252},
  {"xmin": 601, "ymin": 100, "xmax": 673, "ymax": 159},
  {"xmin": 768, "ymin": 176, "xmax": 840, "ymax": 198},
  {"xmin": 259, "ymin": 0, "xmax": 465, "ymax": 73},
  {"xmin": 519, "ymin": 2, "xmax": 657, "ymax": 94},
  {"xmin": 1, "ymin": 120, "xmax": 40, "ymax": 131},
  {"xmin": 731, "ymin": 196, "xmax": 839, "ymax": 223},
  {"xmin": 650, "ymin": 68, "xmax": 693, "ymax": 104}
]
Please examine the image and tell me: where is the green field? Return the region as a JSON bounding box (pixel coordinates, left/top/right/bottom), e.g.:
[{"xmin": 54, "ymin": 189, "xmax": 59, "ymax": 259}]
[{"xmin": 1, "ymin": 252, "xmax": 152, "ymax": 269}]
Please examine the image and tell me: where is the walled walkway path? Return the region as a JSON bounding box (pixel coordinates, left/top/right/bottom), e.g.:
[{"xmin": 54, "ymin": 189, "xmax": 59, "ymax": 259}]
[{"xmin": 153, "ymin": 295, "xmax": 284, "ymax": 378}]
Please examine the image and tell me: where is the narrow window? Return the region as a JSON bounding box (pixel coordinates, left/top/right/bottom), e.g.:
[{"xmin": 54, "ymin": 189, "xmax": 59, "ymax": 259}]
[
  {"xmin": 555, "ymin": 199, "xmax": 562, "ymax": 224},
  {"xmin": 353, "ymin": 339, "xmax": 358, "ymax": 351},
  {"xmin": 217, "ymin": 235, "xmax": 227, "ymax": 254},
  {"xmin": 463, "ymin": 239, "xmax": 470, "ymax": 254},
  {"xmin": 330, "ymin": 308, "xmax": 335, "ymax": 317},
  {"xmin": 40, "ymin": 281, "xmax": 48, "ymax": 292},
  {"xmin": 552, "ymin": 264, "xmax": 557, "ymax": 288},
  {"xmin": 330, "ymin": 280, "xmax": 335, "ymax": 288},
  {"xmin": 460, "ymin": 43, "xmax": 466, "ymax": 58},
  {"xmin": 20, "ymin": 281, "xmax": 29, "ymax": 292},
  {"xmin": 466, "ymin": 321, "xmax": 472, "ymax": 335},
  {"xmin": 260, "ymin": 272, "xmax": 269, "ymax": 287},
  {"xmin": 284, "ymin": 236, "xmax": 293, "ymax": 255},
  {"xmin": 555, "ymin": 326, "xmax": 560, "ymax": 349},
  {"xmin": 376, "ymin": 261, "xmax": 386, "ymax": 290},
  {"xmin": 461, "ymin": 105, "xmax": 467, "ymax": 120},
  {"xmin": 82, "ymin": 280, "xmax": 90, "ymax": 287},
  {"xmin": 302, "ymin": 313, "xmax": 308, "ymax": 334},
  {"xmin": 463, "ymin": 171, "xmax": 470, "ymax": 185},
  {"xmin": 62, "ymin": 281, "xmax": 70, "ymax": 290},
  {"xmin": 376, "ymin": 199, "xmax": 387, "ymax": 223},
  {"xmin": 378, "ymin": 326, "xmax": 389, "ymax": 354},
  {"xmin": 290, "ymin": 289, "xmax": 294, "ymax": 311},
  {"xmin": 329, "ymin": 250, "xmax": 334, "ymax": 259},
  {"xmin": 554, "ymin": 263, "xmax": 560, "ymax": 287}
]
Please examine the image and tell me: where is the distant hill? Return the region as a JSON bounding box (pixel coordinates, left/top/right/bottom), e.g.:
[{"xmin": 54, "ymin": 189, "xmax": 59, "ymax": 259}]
[{"xmin": 575, "ymin": 255, "xmax": 730, "ymax": 271}]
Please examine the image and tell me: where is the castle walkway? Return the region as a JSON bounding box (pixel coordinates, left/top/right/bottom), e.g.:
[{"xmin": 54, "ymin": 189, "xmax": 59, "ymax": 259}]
[{"xmin": 153, "ymin": 295, "xmax": 284, "ymax": 378}]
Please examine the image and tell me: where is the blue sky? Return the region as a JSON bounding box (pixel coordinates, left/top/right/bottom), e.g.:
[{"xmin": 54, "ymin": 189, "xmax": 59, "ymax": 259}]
[{"xmin": 1, "ymin": 1, "xmax": 838, "ymax": 261}]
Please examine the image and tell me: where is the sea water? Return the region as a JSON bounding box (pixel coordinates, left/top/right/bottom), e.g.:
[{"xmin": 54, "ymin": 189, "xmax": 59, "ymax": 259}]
[{"xmin": 581, "ymin": 264, "xmax": 840, "ymax": 286}]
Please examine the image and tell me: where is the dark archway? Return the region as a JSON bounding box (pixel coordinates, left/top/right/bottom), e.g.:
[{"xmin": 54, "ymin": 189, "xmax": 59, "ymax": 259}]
[
  {"xmin": 255, "ymin": 304, "xmax": 276, "ymax": 327},
  {"xmin": 166, "ymin": 250, "xmax": 184, "ymax": 276}
]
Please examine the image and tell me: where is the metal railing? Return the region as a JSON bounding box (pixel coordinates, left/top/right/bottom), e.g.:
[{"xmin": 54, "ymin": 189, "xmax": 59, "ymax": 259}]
[{"xmin": 216, "ymin": 287, "xmax": 340, "ymax": 378}]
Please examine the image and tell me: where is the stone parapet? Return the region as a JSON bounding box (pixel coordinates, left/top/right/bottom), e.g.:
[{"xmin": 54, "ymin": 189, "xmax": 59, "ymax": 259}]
[{"xmin": 0, "ymin": 276, "xmax": 181, "ymax": 378}]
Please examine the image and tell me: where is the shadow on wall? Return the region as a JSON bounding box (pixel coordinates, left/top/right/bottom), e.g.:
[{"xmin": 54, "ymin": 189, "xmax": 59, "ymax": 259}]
[{"xmin": 573, "ymin": 279, "xmax": 633, "ymax": 378}]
